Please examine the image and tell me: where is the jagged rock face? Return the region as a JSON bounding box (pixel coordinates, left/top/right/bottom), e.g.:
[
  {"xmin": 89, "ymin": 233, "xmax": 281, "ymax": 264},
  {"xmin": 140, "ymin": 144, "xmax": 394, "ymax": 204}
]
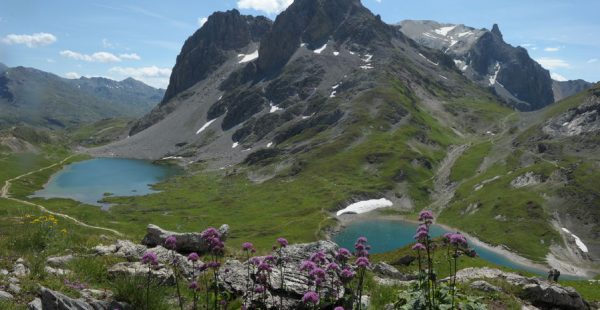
[
  {"xmin": 399, "ymin": 20, "xmax": 555, "ymax": 111},
  {"xmin": 29, "ymin": 287, "xmax": 131, "ymax": 310},
  {"xmin": 257, "ymin": 0, "xmax": 393, "ymax": 73},
  {"xmin": 130, "ymin": 10, "xmax": 272, "ymax": 135},
  {"xmin": 521, "ymin": 283, "xmax": 590, "ymax": 310},
  {"xmin": 163, "ymin": 10, "xmax": 271, "ymax": 103},
  {"xmin": 543, "ymin": 90, "xmax": 600, "ymax": 137}
]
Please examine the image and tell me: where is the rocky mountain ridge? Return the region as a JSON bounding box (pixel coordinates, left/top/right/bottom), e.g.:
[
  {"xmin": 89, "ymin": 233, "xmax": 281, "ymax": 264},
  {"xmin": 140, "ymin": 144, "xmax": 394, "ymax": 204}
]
[{"xmin": 0, "ymin": 64, "xmax": 163, "ymax": 129}]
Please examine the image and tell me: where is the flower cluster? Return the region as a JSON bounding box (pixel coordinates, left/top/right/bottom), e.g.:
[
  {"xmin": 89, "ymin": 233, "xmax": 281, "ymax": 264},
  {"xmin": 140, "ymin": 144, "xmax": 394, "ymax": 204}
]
[
  {"xmin": 201, "ymin": 227, "xmax": 225, "ymax": 255},
  {"xmin": 141, "ymin": 251, "xmax": 158, "ymax": 266}
]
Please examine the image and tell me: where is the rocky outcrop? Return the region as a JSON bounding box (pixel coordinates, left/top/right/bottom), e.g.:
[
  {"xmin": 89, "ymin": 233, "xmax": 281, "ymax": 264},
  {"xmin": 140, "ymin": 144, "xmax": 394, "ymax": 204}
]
[
  {"xmin": 371, "ymin": 262, "xmax": 416, "ymax": 281},
  {"xmin": 521, "ymin": 282, "xmax": 590, "ymax": 310},
  {"xmin": 510, "ymin": 172, "xmax": 543, "ymax": 188},
  {"xmin": 12, "ymin": 258, "xmax": 30, "ymax": 277},
  {"xmin": 445, "ymin": 267, "xmax": 590, "ymax": 310},
  {"xmin": 108, "ymin": 262, "xmax": 175, "ymax": 285},
  {"xmin": 219, "ymin": 240, "xmax": 344, "ymax": 309},
  {"xmin": 28, "ymin": 287, "xmax": 131, "ymax": 310},
  {"xmin": 94, "ymin": 239, "xmax": 197, "ymax": 278},
  {"xmin": 141, "ymin": 223, "xmax": 229, "ymax": 254},
  {"xmin": 470, "ymin": 280, "xmax": 501, "ymax": 292},
  {"xmin": 46, "ymin": 254, "xmax": 74, "ymax": 267},
  {"xmin": 543, "ymin": 92, "xmax": 600, "ymax": 137}
]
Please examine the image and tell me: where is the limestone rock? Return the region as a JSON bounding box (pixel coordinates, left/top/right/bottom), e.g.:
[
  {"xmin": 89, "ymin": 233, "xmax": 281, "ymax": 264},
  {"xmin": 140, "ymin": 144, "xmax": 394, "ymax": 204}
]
[
  {"xmin": 141, "ymin": 223, "xmax": 229, "ymax": 254},
  {"xmin": 27, "ymin": 298, "xmax": 42, "ymax": 310},
  {"xmin": 470, "ymin": 280, "xmax": 501, "ymax": 292},
  {"xmin": 0, "ymin": 269, "xmax": 8, "ymax": 275},
  {"xmin": 0, "ymin": 290, "xmax": 14, "ymax": 300},
  {"xmin": 46, "ymin": 254, "xmax": 74, "ymax": 267},
  {"xmin": 219, "ymin": 240, "xmax": 344, "ymax": 309},
  {"xmin": 44, "ymin": 266, "xmax": 71, "ymax": 276},
  {"xmin": 108, "ymin": 262, "xmax": 175, "ymax": 285},
  {"xmin": 12, "ymin": 260, "xmax": 30, "ymax": 277},
  {"xmin": 371, "ymin": 262, "xmax": 416, "ymax": 281},
  {"xmin": 521, "ymin": 283, "xmax": 590, "ymax": 310},
  {"xmin": 510, "ymin": 172, "xmax": 542, "ymax": 188},
  {"xmin": 8, "ymin": 283, "xmax": 21, "ymax": 294}
]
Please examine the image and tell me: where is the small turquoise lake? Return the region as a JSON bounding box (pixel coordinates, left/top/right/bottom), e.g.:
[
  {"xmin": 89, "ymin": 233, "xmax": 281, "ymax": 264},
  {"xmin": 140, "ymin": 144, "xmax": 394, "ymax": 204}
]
[
  {"xmin": 334, "ymin": 218, "xmax": 550, "ymax": 276},
  {"xmin": 31, "ymin": 158, "xmax": 180, "ymax": 209}
]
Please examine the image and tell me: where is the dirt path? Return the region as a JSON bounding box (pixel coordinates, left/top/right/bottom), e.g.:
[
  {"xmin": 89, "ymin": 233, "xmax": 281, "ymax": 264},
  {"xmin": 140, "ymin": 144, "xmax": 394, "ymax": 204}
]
[{"xmin": 1, "ymin": 155, "xmax": 123, "ymax": 236}]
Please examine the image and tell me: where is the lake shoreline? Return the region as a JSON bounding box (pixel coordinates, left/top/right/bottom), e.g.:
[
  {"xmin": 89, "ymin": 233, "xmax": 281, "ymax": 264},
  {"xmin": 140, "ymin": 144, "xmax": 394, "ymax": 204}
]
[{"xmin": 328, "ymin": 211, "xmax": 595, "ymax": 278}]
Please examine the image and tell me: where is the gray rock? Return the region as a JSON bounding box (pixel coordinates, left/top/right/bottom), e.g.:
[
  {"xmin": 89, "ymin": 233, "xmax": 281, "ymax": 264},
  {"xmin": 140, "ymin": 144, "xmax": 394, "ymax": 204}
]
[
  {"xmin": 470, "ymin": 280, "xmax": 501, "ymax": 292},
  {"xmin": 0, "ymin": 269, "xmax": 8, "ymax": 275},
  {"xmin": 0, "ymin": 290, "xmax": 14, "ymax": 300},
  {"xmin": 12, "ymin": 262, "xmax": 30, "ymax": 277},
  {"xmin": 46, "ymin": 254, "xmax": 74, "ymax": 267},
  {"xmin": 510, "ymin": 172, "xmax": 542, "ymax": 188},
  {"xmin": 371, "ymin": 262, "xmax": 416, "ymax": 281},
  {"xmin": 219, "ymin": 240, "xmax": 343, "ymax": 309},
  {"xmin": 141, "ymin": 223, "xmax": 229, "ymax": 254},
  {"xmin": 521, "ymin": 283, "xmax": 590, "ymax": 310},
  {"xmin": 8, "ymin": 283, "xmax": 21, "ymax": 294},
  {"xmin": 8, "ymin": 277, "xmax": 20, "ymax": 284},
  {"xmin": 80, "ymin": 289, "xmax": 112, "ymax": 301},
  {"xmin": 27, "ymin": 298, "xmax": 42, "ymax": 310},
  {"xmin": 44, "ymin": 266, "xmax": 72, "ymax": 276},
  {"xmin": 108, "ymin": 262, "xmax": 175, "ymax": 285}
]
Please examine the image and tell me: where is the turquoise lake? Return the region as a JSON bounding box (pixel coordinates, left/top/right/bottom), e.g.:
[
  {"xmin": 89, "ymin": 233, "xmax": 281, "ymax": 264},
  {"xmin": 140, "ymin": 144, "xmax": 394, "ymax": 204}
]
[
  {"xmin": 334, "ymin": 218, "xmax": 550, "ymax": 276},
  {"xmin": 31, "ymin": 158, "xmax": 180, "ymax": 209}
]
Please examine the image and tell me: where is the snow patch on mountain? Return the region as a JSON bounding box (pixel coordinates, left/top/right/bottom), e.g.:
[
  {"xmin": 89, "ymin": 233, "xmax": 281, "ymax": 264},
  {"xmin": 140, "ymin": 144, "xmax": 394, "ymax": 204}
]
[
  {"xmin": 314, "ymin": 44, "xmax": 327, "ymax": 54},
  {"xmin": 238, "ymin": 50, "xmax": 259, "ymax": 63},
  {"xmin": 196, "ymin": 119, "xmax": 216, "ymax": 134},
  {"xmin": 336, "ymin": 198, "xmax": 393, "ymax": 216}
]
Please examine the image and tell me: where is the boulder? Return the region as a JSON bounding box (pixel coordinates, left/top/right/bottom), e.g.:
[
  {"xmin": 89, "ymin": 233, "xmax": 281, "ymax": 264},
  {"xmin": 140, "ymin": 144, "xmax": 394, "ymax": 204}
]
[
  {"xmin": 46, "ymin": 255, "xmax": 74, "ymax": 267},
  {"xmin": 33, "ymin": 287, "xmax": 131, "ymax": 310},
  {"xmin": 141, "ymin": 223, "xmax": 229, "ymax": 254},
  {"xmin": 44, "ymin": 266, "xmax": 71, "ymax": 276},
  {"xmin": 27, "ymin": 298, "xmax": 42, "ymax": 310},
  {"xmin": 0, "ymin": 290, "xmax": 14, "ymax": 300},
  {"xmin": 391, "ymin": 255, "xmax": 416, "ymax": 266},
  {"xmin": 108, "ymin": 262, "xmax": 175, "ymax": 285},
  {"xmin": 371, "ymin": 262, "xmax": 416, "ymax": 281},
  {"xmin": 13, "ymin": 259, "xmax": 30, "ymax": 277},
  {"xmin": 8, "ymin": 283, "xmax": 21, "ymax": 294},
  {"xmin": 0, "ymin": 269, "xmax": 8, "ymax": 275},
  {"xmin": 470, "ymin": 280, "xmax": 501, "ymax": 292},
  {"xmin": 219, "ymin": 240, "xmax": 344, "ymax": 309},
  {"xmin": 521, "ymin": 283, "xmax": 590, "ymax": 310}
]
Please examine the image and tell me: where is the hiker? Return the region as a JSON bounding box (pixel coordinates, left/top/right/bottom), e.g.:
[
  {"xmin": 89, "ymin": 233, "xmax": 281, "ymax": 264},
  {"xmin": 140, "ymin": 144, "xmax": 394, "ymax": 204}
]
[
  {"xmin": 547, "ymin": 269, "xmax": 554, "ymax": 281},
  {"xmin": 553, "ymin": 269, "xmax": 561, "ymax": 282}
]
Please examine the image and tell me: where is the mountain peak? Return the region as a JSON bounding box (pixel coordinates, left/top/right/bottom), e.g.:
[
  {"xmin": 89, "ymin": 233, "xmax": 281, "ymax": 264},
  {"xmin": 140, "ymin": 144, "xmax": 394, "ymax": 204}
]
[
  {"xmin": 161, "ymin": 10, "xmax": 271, "ymax": 104},
  {"xmin": 491, "ymin": 23, "xmax": 503, "ymax": 39},
  {"xmin": 257, "ymin": 0, "xmax": 392, "ymax": 73}
]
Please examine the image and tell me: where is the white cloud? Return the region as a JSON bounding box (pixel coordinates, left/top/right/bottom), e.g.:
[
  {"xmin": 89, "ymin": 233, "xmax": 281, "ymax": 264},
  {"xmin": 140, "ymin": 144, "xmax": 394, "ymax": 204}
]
[
  {"xmin": 550, "ymin": 72, "xmax": 567, "ymax": 81},
  {"xmin": 108, "ymin": 66, "xmax": 172, "ymax": 88},
  {"xmin": 237, "ymin": 0, "xmax": 293, "ymax": 14},
  {"xmin": 544, "ymin": 47, "xmax": 560, "ymax": 52},
  {"xmin": 198, "ymin": 17, "xmax": 208, "ymax": 27},
  {"xmin": 46, "ymin": 58, "xmax": 55, "ymax": 63},
  {"xmin": 536, "ymin": 57, "xmax": 571, "ymax": 69},
  {"xmin": 1, "ymin": 32, "xmax": 57, "ymax": 47},
  {"xmin": 588, "ymin": 58, "xmax": 598, "ymax": 64},
  {"xmin": 119, "ymin": 53, "xmax": 141, "ymax": 60},
  {"xmin": 64, "ymin": 72, "xmax": 81, "ymax": 79},
  {"xmin": 59, "ymin": 50, "xmax": 133, "ymax": 63}
]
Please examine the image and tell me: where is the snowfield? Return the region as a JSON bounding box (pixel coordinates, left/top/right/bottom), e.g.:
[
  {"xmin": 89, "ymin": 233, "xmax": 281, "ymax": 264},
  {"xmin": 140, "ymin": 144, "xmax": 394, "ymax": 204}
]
[
  {"xmin": 336, "ymin": 198, "xmax": 393, "ymax": 216},
  {"xmin": 238, "ymin": 50, "xmax": 259, "ymax": 63}
]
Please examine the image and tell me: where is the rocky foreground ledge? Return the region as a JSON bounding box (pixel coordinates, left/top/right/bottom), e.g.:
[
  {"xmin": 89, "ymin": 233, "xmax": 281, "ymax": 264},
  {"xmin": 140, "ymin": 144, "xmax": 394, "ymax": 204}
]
[{"xmin": 1, "ymin": 224, "xmax": 594, "ymax": 309}]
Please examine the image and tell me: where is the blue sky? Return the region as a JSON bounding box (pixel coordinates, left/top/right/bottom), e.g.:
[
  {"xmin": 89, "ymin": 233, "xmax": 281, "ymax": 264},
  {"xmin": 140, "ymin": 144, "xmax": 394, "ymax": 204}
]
[{"xmin": 1, "ymin": 0, "xmax": 598, "ymax": 88}]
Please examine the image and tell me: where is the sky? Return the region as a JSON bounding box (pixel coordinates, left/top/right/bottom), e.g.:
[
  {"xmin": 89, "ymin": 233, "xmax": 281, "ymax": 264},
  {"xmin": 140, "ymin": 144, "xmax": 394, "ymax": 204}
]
[{"xmin": 1, "ymin": 0, "xmax": 599, "ymax": 88}]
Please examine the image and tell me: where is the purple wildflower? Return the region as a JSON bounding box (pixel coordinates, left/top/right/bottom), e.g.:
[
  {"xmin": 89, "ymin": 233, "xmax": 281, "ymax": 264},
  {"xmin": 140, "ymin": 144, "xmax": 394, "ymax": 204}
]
[
  {"xmin": 141, "ymin": 252, "xmax": 158, "ymax": 266},
  {"xmin": 326, "ymin": 262, "xmax": 340, "ymax": 271},
  {"xmin": 443, "ymin": 232, "xmax": 453, "ymax": 241},
  {"xmin": 187, "ymin": 252, "xmax": 200, "ymax": 262},
  {"xmin": 207, "ymin": 261, "xmax": 221, "ymax": 269},
  {"xmin": 335, "ymin": 248, "xmax": 351, "ymax": 261},
  {"xmin": 258, "ymin": 261, "xmax": 272, "ymax": 272},
  {"xmin": 309, "ymin": 267, "xmax": 326, "ymax": 280},
  {"xmin": 188, "ymin": 280, "xmax": 199, "ymax": 291},
  {"xmin": 242, "ymin": 242, "xmax": 254, "ymax": 251},
  {"xmin": 355, "ymin": 256, "xmax": 370, "ymax": 268},
  {"xmin": 418, "ymin": 210, "xmax": 434, "ymax": 222},
  {"xmin": 412, "ymin": 243, "xmax": 426, "ymax": 251},
  {"xmin": 277, "ymin": 237, "xmax": 288, "ymax": 248},
  {"xmin": 164, "ymin": 235, "xmax": 177, "ymax": 250},
  {"xmin": 310, "ymin": 251, "xmax": 327, "ymax": 264},
  {"xmin": 334, "ymin": 307, "xmax": 345, "ymax": 310},
  {"xmin": 301, "ymin": 291, "xmax": 319, "ymax": 305},
  {"xmin": 450, "ymin": 233, "xmax": 467, "ymax": 246},
  {"xmin": 340, "ymin": 267, "xmax": 355, "ymax": 281},
  {"xmin": 254, "ymin": 285, "xmax": 265, "ymax": 293},
  {"xmin": 413, "ymin": 230, "xmax": 429, "ymax": 240},
  {"xmin": 356, "ymin": 236, "xmax": 368, "ymax": 244},
  {"xmin": 300, "ymin": 260, "xmax": 316, "ymax": 272}
]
